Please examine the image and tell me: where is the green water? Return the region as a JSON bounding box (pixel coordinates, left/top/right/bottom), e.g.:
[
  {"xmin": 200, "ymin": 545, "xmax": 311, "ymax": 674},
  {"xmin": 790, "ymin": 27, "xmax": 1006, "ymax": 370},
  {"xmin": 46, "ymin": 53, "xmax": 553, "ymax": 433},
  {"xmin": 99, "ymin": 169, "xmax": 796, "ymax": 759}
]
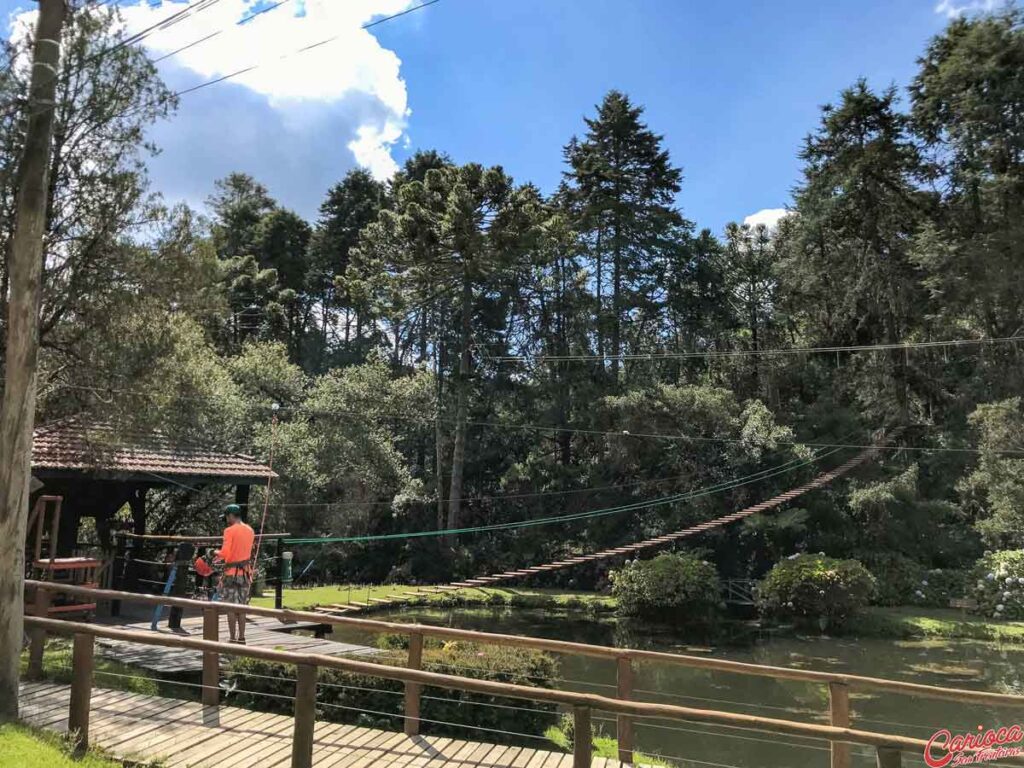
[{"xmin": 339, "ymin": 606, "xmax": 1024, "ymax": 768}]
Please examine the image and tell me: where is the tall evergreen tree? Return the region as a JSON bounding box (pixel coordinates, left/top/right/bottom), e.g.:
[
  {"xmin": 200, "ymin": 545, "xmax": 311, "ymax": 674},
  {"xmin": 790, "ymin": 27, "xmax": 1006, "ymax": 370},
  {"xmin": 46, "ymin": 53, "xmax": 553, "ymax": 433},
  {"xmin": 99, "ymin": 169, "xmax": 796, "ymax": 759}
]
[{"xmin": 563, "ymin": 91, "xmax": 690, "ymax": 380}]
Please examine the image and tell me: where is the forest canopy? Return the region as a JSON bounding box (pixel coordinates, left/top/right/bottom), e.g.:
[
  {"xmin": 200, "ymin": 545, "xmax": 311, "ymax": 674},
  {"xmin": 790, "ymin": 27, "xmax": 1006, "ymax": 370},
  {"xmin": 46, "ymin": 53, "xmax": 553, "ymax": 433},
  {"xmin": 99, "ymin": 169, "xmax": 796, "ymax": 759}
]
[{"xmin": 3, "ymin": 5, "xmax": 1024, "ymax": 583}]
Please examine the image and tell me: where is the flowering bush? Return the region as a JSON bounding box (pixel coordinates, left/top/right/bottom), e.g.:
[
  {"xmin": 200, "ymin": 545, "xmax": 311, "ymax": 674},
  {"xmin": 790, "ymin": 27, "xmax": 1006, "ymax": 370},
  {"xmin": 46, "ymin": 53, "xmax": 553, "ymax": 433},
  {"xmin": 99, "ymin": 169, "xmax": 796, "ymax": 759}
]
[
  {"xmin": 610, "ymin": 553, "xmax": 720, "ymax": 619},
  {"xmin": 970, "ymin": 550, "xmax": 1024, "ymax": 621},
  {"xmin": 758, "ymin": 554, "xmax": 875, "ymax": 628}
]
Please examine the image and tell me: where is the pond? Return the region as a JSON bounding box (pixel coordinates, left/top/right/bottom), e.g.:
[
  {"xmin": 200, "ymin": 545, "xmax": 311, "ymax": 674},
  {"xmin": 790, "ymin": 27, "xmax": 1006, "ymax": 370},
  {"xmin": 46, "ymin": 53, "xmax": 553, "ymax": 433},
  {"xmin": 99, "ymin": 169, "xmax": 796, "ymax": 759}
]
[{"xmin": 332, "ymin": 606, "xmax": 1024, "ymax": 768}]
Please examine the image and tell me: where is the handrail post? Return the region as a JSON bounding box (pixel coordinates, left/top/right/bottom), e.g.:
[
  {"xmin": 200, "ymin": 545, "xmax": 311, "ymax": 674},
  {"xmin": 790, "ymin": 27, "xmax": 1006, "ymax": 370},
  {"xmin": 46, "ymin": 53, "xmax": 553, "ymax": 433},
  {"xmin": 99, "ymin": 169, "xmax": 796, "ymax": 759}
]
[
  {"xmin": 573, "ymin": 706, "xmax": 592, "ymax": 768},
  {"xmin": 829, "ymin": 681, "xmax": 851, "ymax": 768},
  {"xmin": 275, "ymin": 537, "xmax": 285, "ymax": 610},
  {"xmin": 27, "ymin": 586, "xmax": 50, "ymax": 679},
  {"xmin": 68, "ymin": 632, "xmax": 94, "ymax": 755},
  {"xmin": 292, "ymin": 663, "xmax": 317, "ymax": 768},
  {"xmin": 404, "ymin": 631, "xmax": 424, "ymax": 735},
  {"xmin": 616, "ymin": 656, "xmax": 634, "ymax": 765},
  {"xmin": 876, "ymin": 746, "xmax": 901, "ymax": 767},
  {"xmin": 202, "ymin": 607, "xmax": 219, "ymax": 706}
]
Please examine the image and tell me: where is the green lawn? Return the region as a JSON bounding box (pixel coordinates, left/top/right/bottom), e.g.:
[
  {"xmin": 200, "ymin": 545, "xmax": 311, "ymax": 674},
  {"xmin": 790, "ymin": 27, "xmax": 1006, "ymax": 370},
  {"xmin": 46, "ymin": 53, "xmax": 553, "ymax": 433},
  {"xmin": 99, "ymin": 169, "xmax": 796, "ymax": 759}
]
[
  {"xmin": 251, "ymin": 583, "xmax": 615, "ymax": 612},
  {"xmin": 0, "ymin": 724, "xmax": 136, "ymax": 768},
  {"xmin": 857, "ymin": 606, "xmax": 1024, "ymax": 643},
  {"xmin": 19, "ymin": 639, "xmax": 159, "ymax": 696}
]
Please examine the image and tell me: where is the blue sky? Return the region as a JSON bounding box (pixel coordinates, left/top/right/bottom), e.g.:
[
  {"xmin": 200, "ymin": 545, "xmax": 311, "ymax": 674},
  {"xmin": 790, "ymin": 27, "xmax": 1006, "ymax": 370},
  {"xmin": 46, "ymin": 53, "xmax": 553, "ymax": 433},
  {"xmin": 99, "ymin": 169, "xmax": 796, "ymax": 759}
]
[{"xmin": 4, "ymin": 0, "xmax": 989, "ymax": 232}]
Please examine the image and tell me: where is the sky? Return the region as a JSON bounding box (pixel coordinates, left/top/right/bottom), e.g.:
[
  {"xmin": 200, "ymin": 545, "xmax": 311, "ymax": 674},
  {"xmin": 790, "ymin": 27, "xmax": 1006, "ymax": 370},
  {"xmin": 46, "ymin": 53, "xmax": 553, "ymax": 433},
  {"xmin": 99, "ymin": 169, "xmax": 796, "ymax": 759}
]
[{"xmin": 2, "ymin": 0, "xmax": 1004, "ymax": 233}]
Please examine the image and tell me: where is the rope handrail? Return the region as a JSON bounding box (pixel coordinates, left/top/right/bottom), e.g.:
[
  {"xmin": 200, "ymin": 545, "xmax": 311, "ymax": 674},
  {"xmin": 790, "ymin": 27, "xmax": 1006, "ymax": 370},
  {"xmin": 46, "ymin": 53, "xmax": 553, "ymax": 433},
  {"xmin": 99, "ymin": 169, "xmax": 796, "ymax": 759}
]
[{"xmin": 21, "ymin": 614, "xmax": 979, "ymax": 760}]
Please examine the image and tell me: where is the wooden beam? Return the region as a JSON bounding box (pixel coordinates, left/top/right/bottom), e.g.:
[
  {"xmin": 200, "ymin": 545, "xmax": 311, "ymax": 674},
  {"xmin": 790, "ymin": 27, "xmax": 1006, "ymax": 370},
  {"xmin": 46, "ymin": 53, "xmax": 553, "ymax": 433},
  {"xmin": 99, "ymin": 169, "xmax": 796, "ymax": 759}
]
[
  {"xmin": 292, "ymin": 664, "xmax": 317, "ymax": 768},
  {"xmin": 616, "ymin": 656, "xmax": 634, "ymax": 765},
  {"xmin": 26, "ymin": 581, "xmax": 1024, "ymax": 710},
  {"xmin": 573, "ymin": 706, "xmax": 591, "ymax": 768},
  {"xmin": 829, "ymin": 682, "xmax": 851, "ymax": 768},
  {"xmin": 404, "ymin": 632, "xmax": 424, "ymax": 736},
  {"xmin": 202, "ymin": 608, "xmax": 219, "ymax": 706},
  {"xmin": 68, "ymin": 632, "xmax": 94, "ymax": 755}
]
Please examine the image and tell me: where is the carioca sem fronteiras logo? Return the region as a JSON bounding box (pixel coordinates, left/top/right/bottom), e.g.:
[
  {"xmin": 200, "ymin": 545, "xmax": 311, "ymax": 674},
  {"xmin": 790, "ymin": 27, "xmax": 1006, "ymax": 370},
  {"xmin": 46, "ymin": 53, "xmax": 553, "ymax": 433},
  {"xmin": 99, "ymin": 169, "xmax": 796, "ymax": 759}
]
[{"xmin": 924, "ymin": 724, "xmax": 1024, "ymax": 767}]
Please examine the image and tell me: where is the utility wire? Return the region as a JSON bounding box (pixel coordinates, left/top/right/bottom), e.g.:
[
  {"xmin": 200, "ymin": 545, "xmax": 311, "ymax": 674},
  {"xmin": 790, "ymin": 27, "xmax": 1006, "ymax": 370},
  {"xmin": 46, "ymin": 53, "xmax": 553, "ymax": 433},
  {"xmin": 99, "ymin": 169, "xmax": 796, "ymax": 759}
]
[{"xmin": 484, "ymin": 334, "xmax": 1024, "ymax": 362}]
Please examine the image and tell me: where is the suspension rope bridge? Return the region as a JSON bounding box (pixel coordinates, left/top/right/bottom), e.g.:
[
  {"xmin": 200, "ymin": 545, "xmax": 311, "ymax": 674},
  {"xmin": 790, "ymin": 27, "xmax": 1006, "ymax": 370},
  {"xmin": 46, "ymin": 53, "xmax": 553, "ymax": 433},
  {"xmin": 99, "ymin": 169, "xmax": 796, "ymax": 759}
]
[{"xmin": 315, "ymin": 441, "xmax": 885, "ymax": 615}]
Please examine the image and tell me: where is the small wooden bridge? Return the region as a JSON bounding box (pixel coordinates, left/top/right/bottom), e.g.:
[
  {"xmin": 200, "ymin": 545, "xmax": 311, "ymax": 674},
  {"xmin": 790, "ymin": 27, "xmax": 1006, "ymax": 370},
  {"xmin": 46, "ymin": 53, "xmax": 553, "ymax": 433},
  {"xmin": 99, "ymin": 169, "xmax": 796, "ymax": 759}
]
[{"xmin": 21, "ymin": 581, "xmax": 1024, "ymax": 768}]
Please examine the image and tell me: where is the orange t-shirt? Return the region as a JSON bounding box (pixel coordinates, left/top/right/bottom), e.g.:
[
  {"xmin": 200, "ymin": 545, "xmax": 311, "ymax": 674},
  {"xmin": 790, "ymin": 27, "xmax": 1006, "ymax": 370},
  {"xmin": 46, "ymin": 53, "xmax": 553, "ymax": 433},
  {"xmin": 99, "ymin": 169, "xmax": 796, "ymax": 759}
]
[
  {"xmin": 193, "ymin": 557, "xmax": 214, "ymax": 578},
  {"xmin": 216, "ymin": 521, "xmax": 254, "ymax": 576}
]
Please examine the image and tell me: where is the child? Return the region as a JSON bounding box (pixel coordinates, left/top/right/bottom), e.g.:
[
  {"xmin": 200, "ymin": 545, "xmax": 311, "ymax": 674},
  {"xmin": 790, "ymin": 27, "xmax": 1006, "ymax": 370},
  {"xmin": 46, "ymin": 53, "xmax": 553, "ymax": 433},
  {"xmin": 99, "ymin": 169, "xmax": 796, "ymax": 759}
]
[{"xmin": 193, "ymin": 547, "xmax": 215, "ymax": 596}]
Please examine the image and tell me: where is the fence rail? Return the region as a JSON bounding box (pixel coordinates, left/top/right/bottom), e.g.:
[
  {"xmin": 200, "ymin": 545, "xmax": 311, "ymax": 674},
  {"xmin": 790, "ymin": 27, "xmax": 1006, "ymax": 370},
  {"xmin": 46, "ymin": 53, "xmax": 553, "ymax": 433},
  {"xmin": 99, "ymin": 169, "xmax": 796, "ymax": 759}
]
[{"xmin": 24, "ymin": 580, "xmax": 1024, "ymax": 768}]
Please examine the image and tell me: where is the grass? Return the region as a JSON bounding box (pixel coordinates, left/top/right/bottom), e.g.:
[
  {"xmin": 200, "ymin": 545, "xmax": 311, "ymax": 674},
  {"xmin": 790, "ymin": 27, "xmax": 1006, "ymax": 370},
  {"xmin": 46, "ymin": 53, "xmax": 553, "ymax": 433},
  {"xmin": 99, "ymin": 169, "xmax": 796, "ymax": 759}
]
[
  {"xmin": 854, "ymin": 606, "xmax": 1024, "ymax": 644},
  {"xmin": 544, "ymin": 724, "xmax": 670, "ymax": 767},
  {"xmin": 250, "ymin": 583, "xmax": 615, "ymax": 613},
  {"xmin": 20, "ymin": 639, "xmax": 159, "ymax": 696},
  {"xmin": 0, "ymin": 723, "xmax": 145, "ymax": 767}
]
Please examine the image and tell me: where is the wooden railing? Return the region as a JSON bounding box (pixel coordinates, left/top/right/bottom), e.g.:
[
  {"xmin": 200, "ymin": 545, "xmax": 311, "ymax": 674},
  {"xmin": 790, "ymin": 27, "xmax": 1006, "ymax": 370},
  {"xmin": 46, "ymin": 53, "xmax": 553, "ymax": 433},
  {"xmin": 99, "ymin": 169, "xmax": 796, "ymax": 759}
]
[{"xmin": 24, "ymin": 581, "xmax": 1024, "ymax": 768}]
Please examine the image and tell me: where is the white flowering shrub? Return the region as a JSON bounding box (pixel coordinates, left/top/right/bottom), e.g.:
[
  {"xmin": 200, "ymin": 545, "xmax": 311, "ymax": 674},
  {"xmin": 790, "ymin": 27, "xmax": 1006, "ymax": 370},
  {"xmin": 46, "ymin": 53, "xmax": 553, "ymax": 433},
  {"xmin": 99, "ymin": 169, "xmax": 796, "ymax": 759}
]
[{"xmin": 970, "ymin": 550, "xmax": 1024, "ymax": 621}]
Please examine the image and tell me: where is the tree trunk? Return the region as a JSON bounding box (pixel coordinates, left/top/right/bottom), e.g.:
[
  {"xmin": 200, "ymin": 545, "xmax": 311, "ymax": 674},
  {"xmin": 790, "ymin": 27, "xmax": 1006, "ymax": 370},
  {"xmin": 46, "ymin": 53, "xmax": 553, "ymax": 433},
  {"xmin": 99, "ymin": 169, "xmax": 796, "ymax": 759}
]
[
  {"xmin": 0, "ymin": 0, "xmax": 67, "ymax": 724},
  {"xmin": 446, "ymin": 275, "xmax": 472, "ymax": 536},
  {"xmin": 434, "ymin": 340, "xmax": 445, "ymax": 530}
]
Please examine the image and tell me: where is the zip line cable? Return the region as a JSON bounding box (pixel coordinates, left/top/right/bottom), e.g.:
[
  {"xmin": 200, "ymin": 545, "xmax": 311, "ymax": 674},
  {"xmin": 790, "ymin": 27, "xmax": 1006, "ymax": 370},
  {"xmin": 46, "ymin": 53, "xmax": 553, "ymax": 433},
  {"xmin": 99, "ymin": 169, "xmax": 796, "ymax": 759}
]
[
  {"xmin": 284, "ymin": 445, "xmax": 844, "ymax": 545},
  {"xmin": 483, "ymin": 334, "xmax": 1024, "ymax": 363}
]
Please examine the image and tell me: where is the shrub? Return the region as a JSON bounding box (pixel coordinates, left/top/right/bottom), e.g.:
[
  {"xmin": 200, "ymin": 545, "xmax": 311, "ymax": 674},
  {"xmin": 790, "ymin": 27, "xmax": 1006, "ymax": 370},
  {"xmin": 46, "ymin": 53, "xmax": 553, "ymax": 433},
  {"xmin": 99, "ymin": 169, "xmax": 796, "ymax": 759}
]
[
  {"xmin": 610, "ymin": 553, "xmax": 720, "ymax": 620},
  {"xmin": 969, "ymin": 550, "xmax": 1024, "ymax": 621},
  {"xmin": 857, "ymin": 553, "xmax": 967, "ymax": 608},
  {"xmin": 227, "ymin": 641, "xmax": 559, "ymax": 743},
  {"xmin": 758, "ymin": 554, "xmax": 875, "ymax": 627},
  {"xmin": 857, "ymin": 553, "xmax": 925, "ymax": 606}
]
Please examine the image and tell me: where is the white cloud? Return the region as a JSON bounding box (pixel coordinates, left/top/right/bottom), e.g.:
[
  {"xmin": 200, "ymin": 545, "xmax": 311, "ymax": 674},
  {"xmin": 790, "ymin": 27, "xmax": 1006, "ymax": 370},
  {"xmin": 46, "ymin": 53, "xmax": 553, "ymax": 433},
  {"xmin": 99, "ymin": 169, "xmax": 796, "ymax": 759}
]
[
  {"xmin": 8, "ymin": 0, "xmax": 416, "ymax": 181},
  {"xmin": 934, "ymin": 0, "xmax": 1000, "ymax": 18},
  {"xmin": 743, "ymin": 208, "xmax": 790, "ymax": 230}
]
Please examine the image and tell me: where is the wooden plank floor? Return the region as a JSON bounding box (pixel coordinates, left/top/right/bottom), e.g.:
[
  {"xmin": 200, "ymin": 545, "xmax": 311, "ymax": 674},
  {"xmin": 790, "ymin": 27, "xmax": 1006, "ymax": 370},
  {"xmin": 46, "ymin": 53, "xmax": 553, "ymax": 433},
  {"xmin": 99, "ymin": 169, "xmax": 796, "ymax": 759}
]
[
  {"xmin": 19, "ymin": 682, "xmax": 612, "ymax": 768},
  {"xmin": 92, "ymin": 614, "xmax": 378, "ymax": 673}
]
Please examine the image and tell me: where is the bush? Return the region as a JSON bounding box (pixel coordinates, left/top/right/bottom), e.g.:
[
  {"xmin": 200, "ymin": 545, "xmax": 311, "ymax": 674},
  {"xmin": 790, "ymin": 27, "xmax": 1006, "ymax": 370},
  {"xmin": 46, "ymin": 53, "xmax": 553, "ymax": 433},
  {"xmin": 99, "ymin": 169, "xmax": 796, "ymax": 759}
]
[
  {"xmin": 758, "ymin": 554, "xmax": 875, "ymax": 627},
  {"xmin": 858, "ymin": 553, "xmax": 967, "ymax": 608},
  {"xmin": 969, "ymin": 550, "xmax": 1024, "ymax": 621},
  {"xmin": 227, "ymin": 641, "xmax": 559, "ymax": 743},
  {"xmin": 610, "ymin": 553, "xmax": 720, "ymax": 620}
]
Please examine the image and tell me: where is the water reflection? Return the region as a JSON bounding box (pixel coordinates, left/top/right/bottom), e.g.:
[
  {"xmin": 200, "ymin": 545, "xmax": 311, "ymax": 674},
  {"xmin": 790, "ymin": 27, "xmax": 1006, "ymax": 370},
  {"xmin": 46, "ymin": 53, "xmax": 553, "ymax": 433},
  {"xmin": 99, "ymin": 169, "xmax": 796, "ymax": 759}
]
[{"xmin": 342, "ymin": 606, "xmax": 1024, "ymax": 768}]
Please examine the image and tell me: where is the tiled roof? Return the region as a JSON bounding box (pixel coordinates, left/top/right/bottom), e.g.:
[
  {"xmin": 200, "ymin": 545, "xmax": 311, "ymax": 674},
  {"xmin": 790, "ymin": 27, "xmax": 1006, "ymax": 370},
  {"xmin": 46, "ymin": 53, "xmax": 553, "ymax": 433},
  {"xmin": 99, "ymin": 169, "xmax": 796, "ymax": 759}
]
[{"xmin": 33, "ymin": 417, "xmax": 276, "ymax": 482}]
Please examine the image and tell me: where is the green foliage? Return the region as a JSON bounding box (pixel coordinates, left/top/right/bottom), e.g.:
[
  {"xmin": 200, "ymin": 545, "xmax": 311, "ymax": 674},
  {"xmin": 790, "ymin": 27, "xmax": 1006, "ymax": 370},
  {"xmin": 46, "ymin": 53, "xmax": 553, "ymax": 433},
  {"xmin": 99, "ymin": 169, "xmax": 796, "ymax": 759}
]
[
  {"xmin": 0, "ymin": 724, "xmax": 135, "ymax": 768},
  {"xmin": 610, "ymin": 553, "xmax": 720, "ymax": 619},
  {"xmin": 969, "ymin": 550, "xmax": 1024, "ymax": 621},
  {"xmin": 227, "ymin": 642, "xmax": 559, "ymax": 743},
  {"xmin": 858, "ymin": 553, "xmax": 966, "ymax": 608},
  {"xmin": 958, "ymin": 399, "xmax": 1024, "ymax": 550},
  {"xmin": 759, "ymin": 554, "xmax": 875, "ymax": 627}
]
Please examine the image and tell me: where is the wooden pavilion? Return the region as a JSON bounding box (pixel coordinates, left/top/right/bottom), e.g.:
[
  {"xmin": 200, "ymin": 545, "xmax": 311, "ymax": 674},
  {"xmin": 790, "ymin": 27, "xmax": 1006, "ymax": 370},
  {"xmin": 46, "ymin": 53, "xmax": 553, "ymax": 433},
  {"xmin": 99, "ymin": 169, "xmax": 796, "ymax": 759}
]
[{"xmin": 31, "ymin": 416, "xmax": 276, "ymax": 556}]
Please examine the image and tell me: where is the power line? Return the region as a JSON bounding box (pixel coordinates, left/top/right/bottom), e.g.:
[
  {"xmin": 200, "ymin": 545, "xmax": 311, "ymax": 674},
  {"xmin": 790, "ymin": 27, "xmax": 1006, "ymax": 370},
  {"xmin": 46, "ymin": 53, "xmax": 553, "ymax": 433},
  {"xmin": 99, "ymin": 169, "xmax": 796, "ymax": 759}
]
[
  {"xmin": 116, "ymin": 0, "xmax": 441, "ymax": 114},
  {"xmin": 151, "ymin": 0, "xmax": 291, "ymax": 64},
  {"xmin": 483, "ymin": 334, "xmax": 1024, "ymax": 363}
]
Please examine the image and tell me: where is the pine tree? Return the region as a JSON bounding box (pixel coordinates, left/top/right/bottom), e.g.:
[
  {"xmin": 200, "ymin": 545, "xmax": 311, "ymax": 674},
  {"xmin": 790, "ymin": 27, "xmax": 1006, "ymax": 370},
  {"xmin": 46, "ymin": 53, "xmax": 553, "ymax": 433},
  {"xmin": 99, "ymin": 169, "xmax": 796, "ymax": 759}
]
[{"xmin": 563, "ymin": 91, "xmax": 689, "ymax": 381}]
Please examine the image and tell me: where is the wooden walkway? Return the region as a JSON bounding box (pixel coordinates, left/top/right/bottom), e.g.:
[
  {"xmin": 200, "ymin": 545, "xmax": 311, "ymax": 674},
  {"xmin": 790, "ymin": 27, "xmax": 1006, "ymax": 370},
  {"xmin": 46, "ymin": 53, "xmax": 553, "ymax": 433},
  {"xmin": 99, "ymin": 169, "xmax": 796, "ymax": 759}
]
[
  {"xmin": 19, "ymin": 682, "xmax": 614, "ymax": 768},
  {"xmin": 93, "ymin": 614, "xmax": 378, "ymax": 673}
]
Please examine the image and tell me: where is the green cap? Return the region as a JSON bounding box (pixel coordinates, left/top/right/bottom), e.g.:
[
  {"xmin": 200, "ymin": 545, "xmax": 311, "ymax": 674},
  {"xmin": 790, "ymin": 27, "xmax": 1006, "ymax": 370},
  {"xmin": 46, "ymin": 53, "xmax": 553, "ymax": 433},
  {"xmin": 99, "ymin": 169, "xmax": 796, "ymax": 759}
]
[{"xmin": 225, "ymin": 503, "xmax": 242, "ymax": 517}]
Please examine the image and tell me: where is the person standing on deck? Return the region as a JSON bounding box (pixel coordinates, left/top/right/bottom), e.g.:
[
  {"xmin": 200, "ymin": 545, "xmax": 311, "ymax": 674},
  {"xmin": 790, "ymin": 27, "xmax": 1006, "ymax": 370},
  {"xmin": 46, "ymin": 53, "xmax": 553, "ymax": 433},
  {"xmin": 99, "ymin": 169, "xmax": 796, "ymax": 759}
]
[{"xmin": 215, "ymin": 504, "xmax": 255, "ymax": 644}]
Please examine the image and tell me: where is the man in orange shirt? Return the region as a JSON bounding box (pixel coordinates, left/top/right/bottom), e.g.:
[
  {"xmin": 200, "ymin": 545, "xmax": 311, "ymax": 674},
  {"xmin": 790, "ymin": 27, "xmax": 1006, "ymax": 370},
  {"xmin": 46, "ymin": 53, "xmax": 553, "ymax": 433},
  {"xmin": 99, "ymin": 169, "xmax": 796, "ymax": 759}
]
[{"xmin": 215, "ymin": 504, "xmax": 255, "ymax": 643}]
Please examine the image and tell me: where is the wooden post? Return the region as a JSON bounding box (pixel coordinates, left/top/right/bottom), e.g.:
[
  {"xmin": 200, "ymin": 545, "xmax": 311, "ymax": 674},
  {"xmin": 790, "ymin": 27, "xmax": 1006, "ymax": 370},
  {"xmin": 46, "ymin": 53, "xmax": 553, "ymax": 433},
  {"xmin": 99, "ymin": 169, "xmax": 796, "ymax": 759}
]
[
  {"xmin": 829, "ymin": 681, "xmax": 851, "ymax": 768},
  {"xmin": 27, "ymin": 587, "xmax": 50, "ymax": 680},
  {"xmin": 275, "ymin": 537, "xmax": 285, "ymax": 610},
  {"xmin": 404, "ymin": 631, "xmax": 424, "ymax": 735},
  {"xmin": 876, "ymin": 746, "xmax": 901, "ymax": 767},
  {"xmin": 68, "ymin": 633, "xmax": 94, "ymax": 755},
  {"xmin": 111, "ymin": 534, "xmax": 125, "ymax": 616},
  {"xmin": 202, "ymin": 608, "xmax": 219, "ymax": 706},
  {"xmin": 616, "ymin": 656, "xmax": 634, "ymax": 765},
  {"xmin": 292, "ymin": 663, "xmax": 317, "ymax": 768},
  {"xmin": 573, "ymin": 705, "xmax": 592, "ymax": 768}
]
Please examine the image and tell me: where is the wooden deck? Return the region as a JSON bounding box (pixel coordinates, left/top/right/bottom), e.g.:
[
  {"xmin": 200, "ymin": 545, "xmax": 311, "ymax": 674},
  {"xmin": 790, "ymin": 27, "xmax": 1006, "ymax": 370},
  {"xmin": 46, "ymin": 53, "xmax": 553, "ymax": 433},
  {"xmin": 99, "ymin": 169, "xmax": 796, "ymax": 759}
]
[
  {"xmin": 93, "ymin": 614, "xmax": 378, "ymax": 673},
  {"xmin": 19, "ymin": 682, "xmax": 618, "ymax": 768}
]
